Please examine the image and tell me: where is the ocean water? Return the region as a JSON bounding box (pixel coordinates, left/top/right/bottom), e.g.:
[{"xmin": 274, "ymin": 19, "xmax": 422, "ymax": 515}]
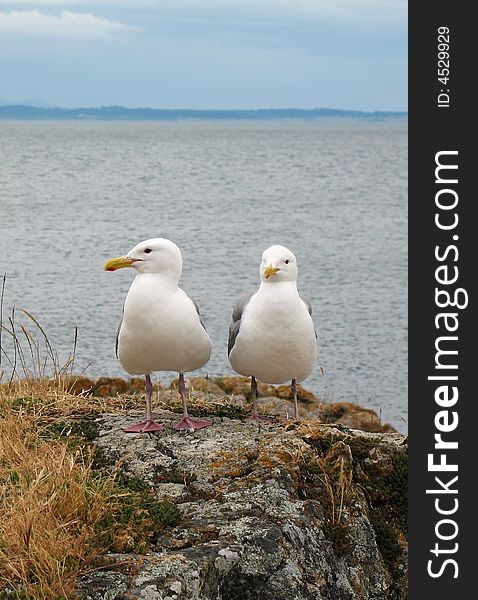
[{"xmin": 0, "ymin": 120, "xmax": 407, "ymax": 431}]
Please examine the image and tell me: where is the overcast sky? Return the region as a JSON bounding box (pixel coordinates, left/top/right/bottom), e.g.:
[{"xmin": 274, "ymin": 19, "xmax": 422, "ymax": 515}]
[{"xmin": 0, "ymin": 1, "xmax": 407, "ymax": 110}]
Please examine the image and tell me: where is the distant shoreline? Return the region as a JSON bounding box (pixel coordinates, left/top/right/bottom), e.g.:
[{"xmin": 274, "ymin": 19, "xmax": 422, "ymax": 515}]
[{"xmin": 0, "ymin": 104, "xmax": 408, "ymax": 122}]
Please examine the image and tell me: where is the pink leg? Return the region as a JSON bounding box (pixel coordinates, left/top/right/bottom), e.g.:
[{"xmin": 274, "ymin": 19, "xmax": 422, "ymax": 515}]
[
  {"xmin": 124, "ymin": 374, "xmax": 165, "ymax": 433},
  {"xmin": 173, "ymin": 373, "xmax": 212, "ymax": 431},
  {"xmin": 247, "ymin": 376, "xmax": 274, "ymax": 422}
]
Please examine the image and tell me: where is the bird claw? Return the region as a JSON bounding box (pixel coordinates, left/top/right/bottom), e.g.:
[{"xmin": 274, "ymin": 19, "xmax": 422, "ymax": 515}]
[
  {"xmin": 123, "ymin": 420, "xmax": 165, "ymax": 433},
  {"xmin": 173, "ymin": 416, "xmax": 212, "ymax": 431}
]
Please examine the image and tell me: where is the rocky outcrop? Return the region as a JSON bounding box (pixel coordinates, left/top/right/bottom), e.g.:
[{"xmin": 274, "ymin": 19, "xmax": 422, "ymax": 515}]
[
  {"xmin": 64, "ymin": 376, "xmax": 163, "ymax": 397},
  {"xmin": 77, "ymin": 411, "xmax": 407, "ymax": 600},
  {"xmin": 63, "ymin": 375, "xmax": 394, "ymax": 434}
]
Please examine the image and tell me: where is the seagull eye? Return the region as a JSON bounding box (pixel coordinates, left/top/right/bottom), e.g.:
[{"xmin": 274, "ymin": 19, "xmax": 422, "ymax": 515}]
[
  {"xmin": 285, "ymin": 260, "xmax": 289, "ymax": 265},
  {"xmin": 144, "ymin": 248, "xmax": 152, "ymax": 254}
]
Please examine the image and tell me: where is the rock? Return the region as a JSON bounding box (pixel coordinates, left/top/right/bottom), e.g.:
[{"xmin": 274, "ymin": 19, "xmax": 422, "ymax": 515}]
[
  {"xmin": 127, "ymin": 377, "xmax": 147, "ymax": 394},
  {"xmin": 276, "ymin": 384, "xmax": 318, "ymax": 404},
  {"xmin": 78, "ymin": 570, "xmax": 129, "ymax": 599},
  {"xmin": 258, "ymin": 396, "xmax": 314, "ymax": 420},
  {"xmin": 93, "ymin": 377, "xmax": 130, "ymax": 397},
  {"xmin": 170, "ymin": 377, "xmax": 224, "ymax": 395},
  {"xmin": 213, "ymin": 376, "xmax": 278, "ymax": 399},
  {"xmin": 63, "ymin": 376, "xmax": 164, "ymax": 398},
  {"xmin": 64, "ymin": 376, "xmax": 95, "ymax": 396},
  {"xmin": 316, "ymin": 402, "xmax": 394, "ymax": 433},
  {"xmin": 62, "ymin": 375, "xmax": 394, "ymax": 433},
  {"xmin": 77, "ymin": 415, "xmax": 407, "ymax": 600},
  {"xmin": 212, "ymin": 376, "xmax": 251, "ymax": 396}
]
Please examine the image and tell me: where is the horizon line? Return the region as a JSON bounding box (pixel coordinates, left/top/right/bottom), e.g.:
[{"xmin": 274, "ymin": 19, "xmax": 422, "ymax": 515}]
[{"xmin": 0, "ymin": 103, "xmax": 408, "ymax": 114}]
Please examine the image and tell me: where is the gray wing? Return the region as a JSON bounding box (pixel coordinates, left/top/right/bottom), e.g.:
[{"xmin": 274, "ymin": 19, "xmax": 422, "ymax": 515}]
[
  {"xmin": 115, "ymin": 318, "xmax": 122, "ymax": 359},
  {"xmin": 192, "ymin": 297, "xmax": 207, "ymax": 331},
  {"xmin": 300, "ymin": 294, "xmax": 317, "ymax": 339},
  {"xmin": 115, "ymin": 303, "xmax": 124, "ymax": 359},
  {"xmin": 300, "ymin": 294, "xmax": 313, "ymax": 316},
  {"xmin": 228, "ymin": 292, "xmax": 253, "ymax": 355}
]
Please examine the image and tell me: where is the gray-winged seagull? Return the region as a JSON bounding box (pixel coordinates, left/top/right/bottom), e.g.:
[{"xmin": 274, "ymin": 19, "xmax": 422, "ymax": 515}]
[
  {"xmin": 228, "ymin": 244, "xmax": 317, "ymax": 420},
  {"xmin": 104, "ymin": 238, "xmax": 212, "ymax": 432}
]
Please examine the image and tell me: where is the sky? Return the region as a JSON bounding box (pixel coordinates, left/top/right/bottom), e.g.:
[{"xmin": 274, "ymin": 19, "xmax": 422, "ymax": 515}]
[{"xmin": 0, "ymin": 1, "xmax": 407, "ymax": 110}]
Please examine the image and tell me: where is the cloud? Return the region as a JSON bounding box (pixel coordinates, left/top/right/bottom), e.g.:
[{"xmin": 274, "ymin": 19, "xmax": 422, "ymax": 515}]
[
  {"xmin": 2, "ymin": 1, "xmax": 155, "ymax": 6},
  {"xmin": 0, "ymin": 1, "xmax": 407, "ymax": 17},
  {"xmin": 0, "ymin": 9, "xmax": 140, "ymax": 37},
  {"xmin": 2, "ymin": 1, "xmax": 87, "ymax": 5},
  {"xmin": 0, "ymin": 1, "xmax": 148, "ymax": 4},
  {"xmin": 0, "ymin": 2, "xmax": 406, "ymax": 31},
  {"xmin": 152, "ymin": 0, "xmax": 405, "ymax": 14},
  {"xmin": 155, "ymin": 0, "xmax": 406, "ymax": 21}
]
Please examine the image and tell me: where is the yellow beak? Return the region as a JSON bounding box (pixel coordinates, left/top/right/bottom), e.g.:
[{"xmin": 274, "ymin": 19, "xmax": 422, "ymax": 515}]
[
  {"xmin": 104, "ymin": 256, "xmax": 136, "ymax": 271},
  {"xmin": 264, "ymin": 264, "xmax": 280, "ymax": 279}
]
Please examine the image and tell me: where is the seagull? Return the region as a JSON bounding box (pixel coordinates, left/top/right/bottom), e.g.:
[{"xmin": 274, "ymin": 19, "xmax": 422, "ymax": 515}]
[
  {"xmin": 228, "ymin": 245, "xmax": 317, "ymax": 420},
  {"xmin": 104, "ymin": 238, "xmax": 212, "ymax": 432}
]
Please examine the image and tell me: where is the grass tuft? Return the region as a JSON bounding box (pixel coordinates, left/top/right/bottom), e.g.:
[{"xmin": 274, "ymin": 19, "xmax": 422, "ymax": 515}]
[
  {"xmin": 0, "ymin": 311, "xmax": 181, "ymax": 598},
  {"xmin": 0, "ymin": 408, "xmax": 115, "ymax": 599}
]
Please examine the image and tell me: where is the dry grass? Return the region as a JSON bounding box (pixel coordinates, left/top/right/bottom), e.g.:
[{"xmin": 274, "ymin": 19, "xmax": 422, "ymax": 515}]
[
  {"xmin": 285, "ymin": 427, "xmax": 354, "ymax": 527},
  {"xmin": 316, "ymin": 442, "xmax": 354, "ymax": 525},
  {"xmin": 0, "ymin": 396, "xmax": 118, "ymax": 599},
  {"xmin": 0, "ymin": 308, "xmax": 144, "ymax": 599},
  {"xmin": 1, "ymin": 378, "xmax": 144, "ymax": 420},
  {"xmin": 0, "ymin": 303, "xmax": 78, "ymax": 388},
  {"xmin": 0, "ymin": 377, "xmax": 178, "ymax": 599}
]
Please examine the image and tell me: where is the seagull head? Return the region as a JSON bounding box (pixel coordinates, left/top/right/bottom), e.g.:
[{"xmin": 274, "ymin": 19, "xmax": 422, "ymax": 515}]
[
  {"xmin": 104, "ymin": 238, "xmax": 183, "ymax": 281},
  {"xmin": 260, "ymin": 245, "xmax": 298, "ymax": 283}
]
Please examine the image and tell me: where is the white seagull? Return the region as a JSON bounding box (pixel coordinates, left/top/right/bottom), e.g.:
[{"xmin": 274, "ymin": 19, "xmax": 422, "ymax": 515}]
[
  {"xmin": 104, "ymin": 238, "xmax": 212, "ymax": 432},
  {"xmin": 228, "ymin": 244, "xmax": 317, "ymax": 420}
]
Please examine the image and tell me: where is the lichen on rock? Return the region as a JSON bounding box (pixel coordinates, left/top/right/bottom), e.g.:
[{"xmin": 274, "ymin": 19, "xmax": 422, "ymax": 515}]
[{"xmin": 77, "ymin": 410, "xmax": 407, "ymax": 600}]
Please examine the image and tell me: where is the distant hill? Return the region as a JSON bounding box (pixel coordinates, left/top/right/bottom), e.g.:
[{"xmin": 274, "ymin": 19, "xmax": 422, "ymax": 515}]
[
  {"xmin": 0, "ymin": 105, "xmax": 407, "ymax": 121},
  {"xmin": 0, "ymin": 100, "xmax": 54, "ymax": 108}
]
